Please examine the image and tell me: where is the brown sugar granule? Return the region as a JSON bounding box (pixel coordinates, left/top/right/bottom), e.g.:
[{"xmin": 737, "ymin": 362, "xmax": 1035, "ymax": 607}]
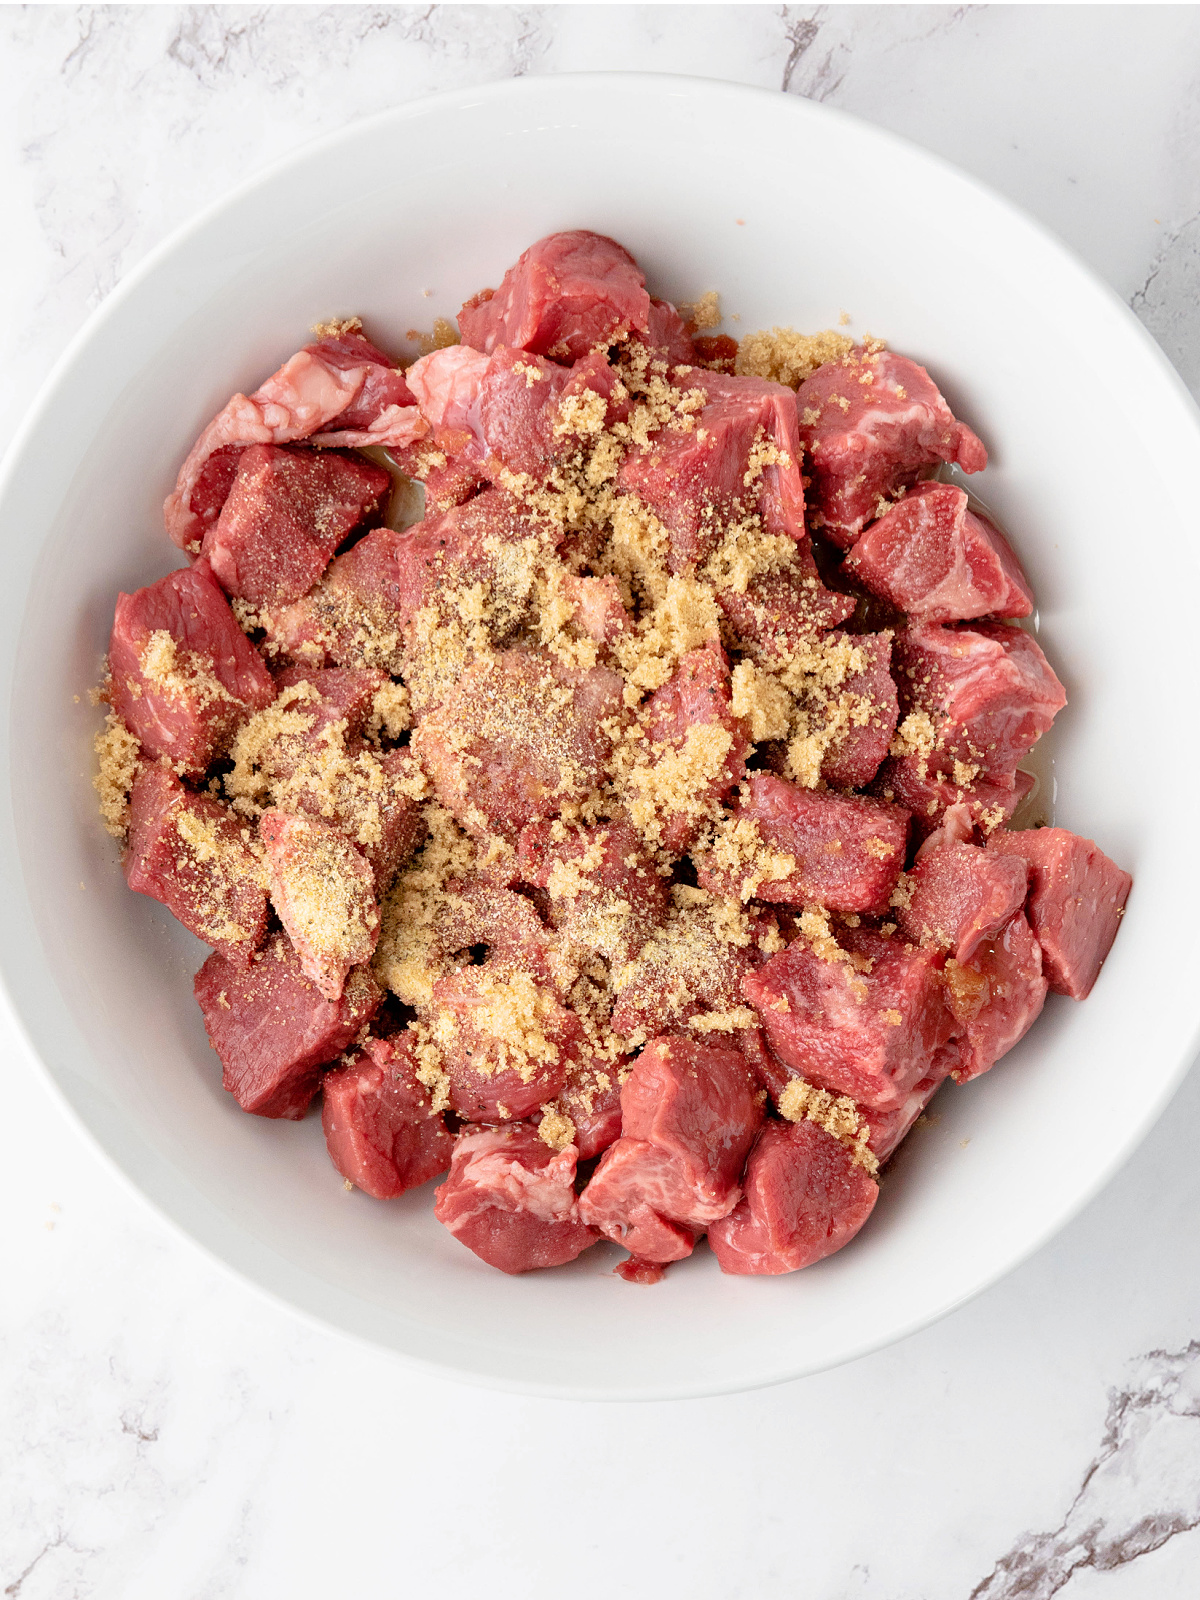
[
  {"xmin": 407, "ymin": 317, "xmax": 460, "ymax": 357},
  {"xmin": 537, "ymin": 1104, "xmax": 577, "ymax": 1152},
  {"xmin": 93, "ymin": 713, "xmax": 141, "ymax": 837},
  {"xmin": 734, "ymin": 327, "xmax": 854, "ymax": 388},
  {"xmin": 680, "ymin": 291, "xmax": 721, "ymax": 331},
  {"xmin": 310, "ymin": 315, "xmax": 364, "ymax": 338}
]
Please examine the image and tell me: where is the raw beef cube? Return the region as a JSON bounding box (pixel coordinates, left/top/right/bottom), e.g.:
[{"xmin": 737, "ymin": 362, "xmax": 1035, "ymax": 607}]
[
  {"xmin": 715, "ymin": 565, "xmax": 858, "ymax": 658},
  {"xmin": 306, "ymin": 329, "xmax": 419, "ymax": 446},
  {"xmin": 201, "ymin": 445, "xmax": 390, "ymax": 607},
  {"xmin": 457, "ymin": 230, "xmax": 651, "ymax": 362},
  {"xmin": 270, "ymin": 665, "xmax": 387, "ymax": 755},
  {"xmin": 263, "ymin": 487, "xmax": 541, "ymax": 677},
  {"xmin": 707, "ymin": 1118, "xmax": 878, "ymax": 1275},
  {"xmin": 479, "ymin": 346, "xmax": 627, "ymax": 478},
  {"xmin": 988, "ymin": 827, "xmax": 1132, "ymax": 999},
  {"xmin": 427, "ymin": 963, "xmax": 576, "ymax": 1122},
  {"xmin": 578, "ymin": 1035, "xmax": 763, "ymax": 1259},
  {"xmin": 433, "ymin": 1125, "xmax": 599, "ymax": 1273},
  {"xmin": 645, "ymin": 297, "xmax": 698, "ymax": 365},
  {"xmin": 436, "ymin": 878, "xmax": 564, "ymax": 994},
  {"xmin": 745, "ymin": 927, "xmax": 954, "ymax": 1112},
  {"xmin": 942, "ymin": 912, "xmax": 1049, "ymax": 1081},
  {"xmin": 633, "ymin": 641, "xmax": 750, "ymax": 855},
  {"xmin": 322, "ymin": 1032, "xmax": 452, "ymax": 1198},
  {"xmin": 693, "ymin": 334, "xmax": 740, "ymax": 372},
  {"xmin": 618, "ymin": 369, "xmax": 807, "ymax": 568},
  {"xmin": 517, "ymin": 817, "xmax": 669, "ymax": 971},
  {"xmin": 808, "ymin": 630, "xmax": 900, "ymax": 791},
  {"xmin": 194, "ymin": 932, "xmax": 382, "ymax": 1119},
  {"xmin": 892, "ymin": 621, "xmax": 1066, "ymax": 781},
  {"xmin": 348, "ymin": 750, "xmax": 427, "ymax": 894},
  {"xmin": 123, "ymin": 763, "xmax": 268, "ymax": 963},
  {"xmin": 897, "ymin": 838, "xmax": 1028, "ymax": 962},
  {"xmin": 695, "ymin": 774, "xmax": 908, "ymax": 915},
  {"xmin": 412, "ymin": 649, "xmax": 623, "ymax": 838},
  {"xmin": 873, "ymin": 755, "xmax": 1033, "ymax": 840},
  {"xmin": 577, "ymin": 1140, "xmax": 699, "ymax": 1264},
  {"xmin": 190, "ymin": 444, "xmax": 245, "ymax": 530},
  {"xmin": 165, "ymin": 333, "xmax": 425, "ymax": 552},
  {"xmin": 609, "ymin": 894, "xmax": 761, "ymax": 1045},
  {"xmin": 554, "ymin": 1052, "xmax": 626, "ymax": 1161},
  {"xmin": 109, "ymin": 560, "xmax": 275, "ymax": 776},
  {"xmin": 846, "ymin": 482, "xmax": 1033, "ymax": 623},
  {"xmin": 796, "ymin": 346, "xmax": 987, "ymax": 547},
  {"xmin": 259, "ymin": 809, "xmax": 379, "ymax": 1002}
]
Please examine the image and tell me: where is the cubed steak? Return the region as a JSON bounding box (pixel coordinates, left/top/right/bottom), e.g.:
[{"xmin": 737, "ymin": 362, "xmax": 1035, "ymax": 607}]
[
  {"xmin": 695, "ymin": 774, "xmax": 908, "ymax": 915},
  {"xmin": 124, "ymin": 764, "xmax": 269, "ymax": 963},
  {"xmin": 942, "ymin": 912, "xmax": 1049, "ymax": 1081},
  {"xmin": 517, "ymin": 817, "xmax": 669, "ymax": 972},
  {"xmin": 165, "ymin": 329, "xmax": 424, "ymax": 552},
  {"xmin": 457, "ymin": 230, "xmax": 651, "ymax": 362},
  {"xmin": 322, "ymin": 1032, "xmax": 453, "ymax": 1198},
  {"xmin": 627, "ymin": 642, "xmax": 750, "ymax": 854},
  {"xmin": 897, "ymin": 837, "xmax": 1029, "ymax": 962},
  {"xmin": 434, "ymin": 1125, "xmax": 599, "ymax": 1273},
  {"xmin": 618, "ymin": 369, "xmax": 808, "ymax": 567},
  {"xmin": 201, "ymin": 444, "xmax": 390, "ymax": 608},
  {"xmin": 108, "ymin": 560, "xmax": 275, "ymax": 776},
  {"xmin": 745, "ymin": 926, "xmax": 954, "ymax": 1112},
  {"xmin": 707, "ymin": 1118, "xmax": 878, "ymax": 1276},
  {"xmin": 892, "ymin": 621, "xmax": 1066, "ymax": 782},
  {"xmin": 478, "ymin": 346, "xmax": 629, "ymax": 478},
  {"xmin": 578, "ymin": 1036, "xmax": 763, "ymax": 1264},
  {"xmin": 412, "ymin": 648, "xmax": 623, "ymax": 838},
  {"xmin": 873, "ymin": 755, "xmax": 1034, "ymax": 841},
  {"xmin": 845, "ymin": 482, "xmax": 1033, "ymax": 623},
  {"xmin": 195, "ymin": 932, "xmax": 382, "ymax": 1119},
  {"xmin": 796, "ymin": 346, "xmax": 987, "ymax": 547},
  {"xmin": 988, "ymin": 827, "xmax": 1132, "ymax": 999},
  {"xmin": 715, "ymin": 565, "xmax": 857, "ymax": 657},
  {"xmin": 259, "ymin": 810, "xmax": 379, "ymax": 1002}
]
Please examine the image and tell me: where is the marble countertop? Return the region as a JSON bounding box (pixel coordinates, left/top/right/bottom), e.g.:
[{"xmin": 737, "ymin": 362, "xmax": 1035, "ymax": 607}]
[{"xmin": 3, "ymin": 7, "xmax": 1200, "ymax": 1597}]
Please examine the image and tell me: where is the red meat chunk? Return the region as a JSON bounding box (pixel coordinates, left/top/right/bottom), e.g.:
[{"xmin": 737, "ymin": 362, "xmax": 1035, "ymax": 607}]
[
  {"xmin": 165, "ymin": 332, "xmax": 424, "ymax": 552},
  {"xmin": 259, "ymin": 810, "xmax": 379, "ymax": 1002},
  {"xmin": 517, "ymin": 818, "xmax": 669, "ymax": 971},
  {"xmin": 897, "ymin": 837, "xmax": 1028, "ymax": 962},
  {"xmin": 988, "ymin": 827, "xmax": 1132, "ymax": 999},
  {"xmin": 123, "ymin": 764, "xmax": 268, "ymax": 964},
  {"xmin": 695, "ymin": 774, "xmax": 908, "ymax": 915},
  {"xmin": 942, "ymin": 912, "xmax": 1049, "ymax": 1081},
  {"xmin": 269, "ymin": 665, "xmax": 387, "ymax": 757},
  {"xmin": 745, "ymin": 927, "xmax": 954, "ymax": 1112},
  {"xmin": 817, "ymin": 631, "xmax": 901, "ymax": 791},
  {"xmin": 109, "ymin": 560, "xmax": 275, "ymax": 776},
  {"xmin": 405, "ymin": 344, "xmax": 491, "ymax": 440},
  {"xmin": 715, "ymin": 565, "xmax": 857, "ymax": 657},
  {"xmin": 865, "ymin": 1048, "xmax": 955, "ymax": 1163},
  {"xmin": 892, "ymin": 622, "xmax": 1066, "ymax": 781},
  {"xmin": 707, "ymin": 1118, "xmax": 878, "ymax": 1276},
  {"xmin": 194, "ymin": 932, "xmax": 382, "ymax": 1119},
  {"xmin": 618, "ymin": 369, "xmax": 807, "ymax": 569},
  {"xmin": 412, "ymin": 649, "xmax": 623, "ymax": 839},
  {"xmin": 433, "ymin": 1125, "xmax": 599, "ymax": 1273},
  {"xmin": 263, "ymin": 487, "xmax": 540, "ymax": 677},
  {"xmin": 436, "ymin": 878, "xmax": 564, "ymax": 994},
  {"xmin": 846, "ymin": 482, "xmax": 1032, "ymax": 623},
  {"xmin": 796, "ymin": 346, "xmax": 987, "ymax": 548},
  {"xmin": 190, "ymin": 445, "xmax": 245, "ymax": 529},
  {"xmin": 555, "ymin": 1052, "xmax": 626, "ymax": 1161},
  {"xmin": 635, "ymin": 641, "xmax": 750, "ymax": 855},
  {"xmin": 645, "ymin": 297, "xmax": 698, "ymax": 365},
  {"xmin": 201, "ymin": 445, "xmax": 389, "ymax": 608},
  {"xmin": 609, "ymin": 894, "xmax": 761, "ymax": 1045},
  {"xmin": 426, "ymin": 963, "xmax": 576, "ymax": 1122},
  {"xmin": 478, "ymin": 347, "xmax": 628, "ymax": 478},
  {"xmin": 578, "ymin": 1035, "xmax": 764, "ymax": 1261},
  {"xmin": 457, "ymin": 230, "xmax": 651, "ymax": 363},
  {"xmin": 873, "ymin": 755, "xmax": 1034, "ymax": 841},
  {"xmin": 557, "ymin": 573, "xmax": 630, "ymax": 649},
  {"xmin": 321, "ymin": 1032, "xmax": 452, "ymax": 1198}
]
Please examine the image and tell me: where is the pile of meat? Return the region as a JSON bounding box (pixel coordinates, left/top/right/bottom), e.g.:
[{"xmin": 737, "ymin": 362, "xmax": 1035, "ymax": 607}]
[{"xmin": 95, "ymin": 230, "xmax": 1131, "ymax": 1283}]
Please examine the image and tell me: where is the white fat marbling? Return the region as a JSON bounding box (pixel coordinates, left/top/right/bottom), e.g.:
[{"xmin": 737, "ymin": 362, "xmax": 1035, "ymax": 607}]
[{"xmin": 2, "ymin": 8, "xmax": 1200, "ymax": 1597}]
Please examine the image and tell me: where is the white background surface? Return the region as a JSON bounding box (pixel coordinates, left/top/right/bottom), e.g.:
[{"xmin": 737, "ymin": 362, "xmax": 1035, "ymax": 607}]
[{"xmin": 2, "ymin": 6, "xmax": 1200, "ymax": 1597}]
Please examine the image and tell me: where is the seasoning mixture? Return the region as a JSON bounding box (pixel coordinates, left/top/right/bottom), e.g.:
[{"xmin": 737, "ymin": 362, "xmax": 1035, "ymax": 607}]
[{"xmin": 95, "ymin": 231, "xmax": 1132, "ymax": 1282}]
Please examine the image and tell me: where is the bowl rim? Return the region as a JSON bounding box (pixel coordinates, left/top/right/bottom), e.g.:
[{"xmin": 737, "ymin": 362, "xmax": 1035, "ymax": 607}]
[{"xmin": 3, "ymin": 70, "xmax": 1199, "ymax": 1401}]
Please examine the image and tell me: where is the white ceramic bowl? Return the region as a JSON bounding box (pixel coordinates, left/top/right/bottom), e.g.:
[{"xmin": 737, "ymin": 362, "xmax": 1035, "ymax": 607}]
[{"xmin": 2, "ymin": 75, "xmax": 1198, "ymax": 1400}]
